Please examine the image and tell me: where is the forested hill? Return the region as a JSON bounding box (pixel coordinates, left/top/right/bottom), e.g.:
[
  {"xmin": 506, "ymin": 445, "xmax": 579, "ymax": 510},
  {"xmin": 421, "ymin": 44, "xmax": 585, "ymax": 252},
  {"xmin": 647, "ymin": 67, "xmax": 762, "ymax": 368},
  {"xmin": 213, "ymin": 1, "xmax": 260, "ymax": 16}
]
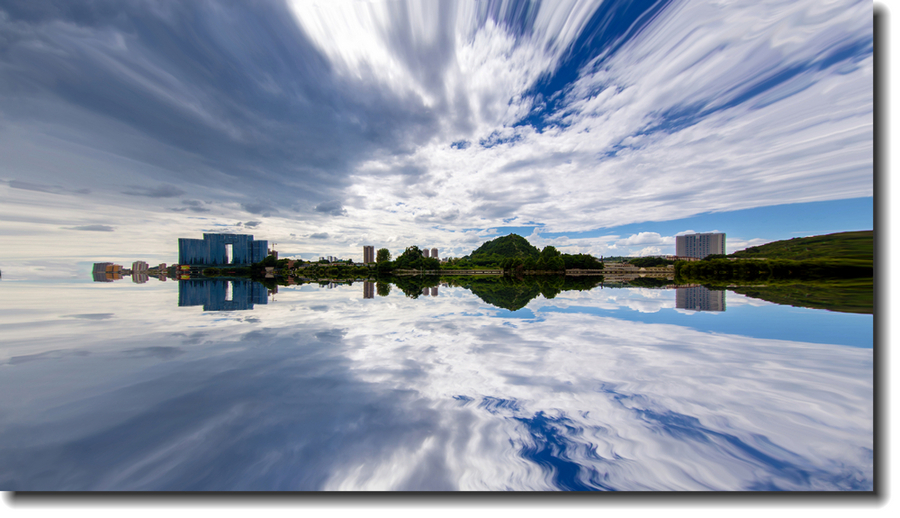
[
  {"xmin": 466, "ymin": 234, "xmax": 540, "ymax": 260},
  {"xmin": 730, "ymin": 230, "xmax": 873, "ymax": 265}
]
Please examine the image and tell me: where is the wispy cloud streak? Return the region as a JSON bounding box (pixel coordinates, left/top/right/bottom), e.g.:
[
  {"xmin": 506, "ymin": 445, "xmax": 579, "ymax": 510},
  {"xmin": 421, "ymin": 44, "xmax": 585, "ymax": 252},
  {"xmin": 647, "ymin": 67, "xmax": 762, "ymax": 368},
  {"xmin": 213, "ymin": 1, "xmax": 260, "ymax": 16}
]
[{"xmin": 0, "ymin": 0, "xmax": 872, "ymax": 261}]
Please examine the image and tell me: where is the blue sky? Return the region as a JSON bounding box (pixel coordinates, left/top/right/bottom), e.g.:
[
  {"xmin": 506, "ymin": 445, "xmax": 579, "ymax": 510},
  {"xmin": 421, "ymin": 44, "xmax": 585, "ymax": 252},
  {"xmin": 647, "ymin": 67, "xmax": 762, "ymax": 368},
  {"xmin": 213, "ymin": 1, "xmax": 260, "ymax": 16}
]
[
  {"xmin": 0, "ymin": 0, "xmax": 873, "ymax": 275},
  {"xmin": 480, "ymin": 196, "xmax": 874, "ymax": 256}
]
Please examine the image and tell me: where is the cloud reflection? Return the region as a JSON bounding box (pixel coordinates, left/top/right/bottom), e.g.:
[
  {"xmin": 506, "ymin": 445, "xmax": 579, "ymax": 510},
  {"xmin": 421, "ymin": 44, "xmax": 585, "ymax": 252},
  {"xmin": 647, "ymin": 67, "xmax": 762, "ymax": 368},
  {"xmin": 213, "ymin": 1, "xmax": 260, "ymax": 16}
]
[{"xmin": 0, "ymin": 281, "xmax": 872, "ymax": 490}]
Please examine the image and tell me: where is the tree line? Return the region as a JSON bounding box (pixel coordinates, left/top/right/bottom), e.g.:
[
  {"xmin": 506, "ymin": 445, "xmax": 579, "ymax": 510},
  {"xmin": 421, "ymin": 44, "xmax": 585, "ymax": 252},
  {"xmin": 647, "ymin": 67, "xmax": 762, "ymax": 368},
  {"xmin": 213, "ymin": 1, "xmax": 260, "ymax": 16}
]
[{"xmin": 674, "ymin": 258, "xmax": 873, "ymax": 283}]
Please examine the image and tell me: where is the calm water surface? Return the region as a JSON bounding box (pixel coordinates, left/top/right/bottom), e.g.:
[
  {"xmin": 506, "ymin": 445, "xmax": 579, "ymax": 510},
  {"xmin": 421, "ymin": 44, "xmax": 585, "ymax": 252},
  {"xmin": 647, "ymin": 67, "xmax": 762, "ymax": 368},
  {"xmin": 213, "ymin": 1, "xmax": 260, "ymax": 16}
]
[{"xmin": 0, "ymin": 278, "xmax": 873, "ymax": 490}]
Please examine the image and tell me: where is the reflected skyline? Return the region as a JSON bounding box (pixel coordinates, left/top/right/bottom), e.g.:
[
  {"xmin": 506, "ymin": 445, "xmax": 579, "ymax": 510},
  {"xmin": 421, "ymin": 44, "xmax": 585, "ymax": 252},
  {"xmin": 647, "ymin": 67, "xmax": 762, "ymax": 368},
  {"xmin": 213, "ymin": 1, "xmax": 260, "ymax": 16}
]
[
  {"xmin": 83, "ymin": 267, "xmax": 875, "ymax": 324},
  {"xmin": 92, "ymin": 262, "xmax": 169, "ymax": 284}
]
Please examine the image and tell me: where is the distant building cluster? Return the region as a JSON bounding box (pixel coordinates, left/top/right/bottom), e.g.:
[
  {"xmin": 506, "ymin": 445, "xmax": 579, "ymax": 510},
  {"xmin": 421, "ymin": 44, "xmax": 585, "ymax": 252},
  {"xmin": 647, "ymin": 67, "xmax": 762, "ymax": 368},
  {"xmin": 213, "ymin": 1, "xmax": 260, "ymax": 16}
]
[
  {"xmin": 675, "ymin": 233, "xmax": 725, "ymax": 259},
  {"xmin": 420, "ymin": 247, "xmax": 439, "ymax": 260},
  {"xmin": 93, "ymin": 262, "xmax": 168, "ymax": 283}
]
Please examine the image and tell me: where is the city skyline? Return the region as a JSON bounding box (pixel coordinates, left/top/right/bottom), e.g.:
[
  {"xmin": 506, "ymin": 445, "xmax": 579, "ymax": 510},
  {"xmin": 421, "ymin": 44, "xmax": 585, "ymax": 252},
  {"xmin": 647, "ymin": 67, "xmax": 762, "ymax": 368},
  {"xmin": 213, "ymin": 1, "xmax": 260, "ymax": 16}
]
[{"xmin": 0, "ymin": 1, "xmax": 873, "ymax": 280}]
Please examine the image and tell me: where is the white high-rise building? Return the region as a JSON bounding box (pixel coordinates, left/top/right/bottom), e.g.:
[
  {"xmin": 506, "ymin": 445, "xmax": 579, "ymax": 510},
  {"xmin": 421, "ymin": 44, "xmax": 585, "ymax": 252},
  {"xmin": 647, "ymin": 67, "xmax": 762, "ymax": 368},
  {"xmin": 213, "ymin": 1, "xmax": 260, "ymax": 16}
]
[{"xmin": 675, "ymin": 233, "xmax": 725, "ymax": 259}]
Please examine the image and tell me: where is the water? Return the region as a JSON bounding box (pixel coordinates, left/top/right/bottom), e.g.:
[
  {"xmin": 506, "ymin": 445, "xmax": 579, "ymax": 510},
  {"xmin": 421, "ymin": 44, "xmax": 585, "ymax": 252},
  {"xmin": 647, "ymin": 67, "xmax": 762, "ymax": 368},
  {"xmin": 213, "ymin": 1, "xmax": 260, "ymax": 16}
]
[{"xmin": 0, "ymin": 278, "xmax": 873, "ymax": 490}]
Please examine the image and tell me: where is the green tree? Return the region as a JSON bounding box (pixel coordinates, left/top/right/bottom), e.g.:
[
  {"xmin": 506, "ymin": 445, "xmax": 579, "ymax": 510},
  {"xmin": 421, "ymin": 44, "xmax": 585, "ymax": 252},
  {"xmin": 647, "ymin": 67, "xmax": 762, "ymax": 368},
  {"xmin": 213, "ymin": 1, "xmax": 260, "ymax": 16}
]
[
  {"xmin": 258, "ymin": 255, "xmax": 278, "ymax": 267},
  {"xmin": 423, "ymin": 257, "xmax": 440, "ymax": 270},
  {"xmin": 535, "ymin": 246, "xmax": 564, "ymax": 271},
  {"xmin": 548, "ymin": 256, "xmax": 565, "ymax": 271},
  {"xmin": 539, "ymin": 245, "xmax": 561, "ymax": 260},
  {"xmin": 394, "ymin": 246, "xmax": 428, "ymax": 269},
  {"xmin": 562, "ymin": 253, "xmax": 603, "ymax": 269},
  {"xmin": 376, "ymin": 248, "xmax": 391, "ymax": 263}
]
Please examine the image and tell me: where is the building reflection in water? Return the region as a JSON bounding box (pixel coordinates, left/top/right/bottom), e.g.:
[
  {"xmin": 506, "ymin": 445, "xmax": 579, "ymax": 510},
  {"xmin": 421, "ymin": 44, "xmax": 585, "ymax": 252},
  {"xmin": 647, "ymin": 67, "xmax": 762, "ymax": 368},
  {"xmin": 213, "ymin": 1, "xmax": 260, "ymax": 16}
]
[
  {"xmin": 363, "ymin": 281, "xmax": 375, "ymax": 299},
  {"xmin": 92, "ymin": 263, "xmax": 123, "ymax": 282},
  {"xmin": 675, "ymin": 285, "xmax": 725, "ymax": 312},
  {"xmin": 178, "ymin": 279, "xmax": 268, "ymax": 311}
]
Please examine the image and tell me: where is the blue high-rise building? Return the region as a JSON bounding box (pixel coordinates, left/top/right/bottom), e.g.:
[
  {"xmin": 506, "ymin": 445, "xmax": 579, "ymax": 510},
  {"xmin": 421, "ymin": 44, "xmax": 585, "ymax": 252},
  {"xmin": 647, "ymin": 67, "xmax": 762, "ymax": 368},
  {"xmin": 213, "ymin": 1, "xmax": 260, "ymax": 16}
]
[{"xmin": 178, "ymin": 233, "xmax": 269, "ymax": 266}]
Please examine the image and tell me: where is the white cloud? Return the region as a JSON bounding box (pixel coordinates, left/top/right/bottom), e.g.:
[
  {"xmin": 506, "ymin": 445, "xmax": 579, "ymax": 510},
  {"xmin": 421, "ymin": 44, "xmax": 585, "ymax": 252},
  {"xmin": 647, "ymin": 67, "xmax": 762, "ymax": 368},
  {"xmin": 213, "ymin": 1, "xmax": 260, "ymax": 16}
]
[
  {"xmin": 630, "ymin": 246, "xmax": 664, "ymax": 257},
  {"xmin": 0, "ymin": 0, "xmax": 872, "ymax": 265},
  {"xmin": 615, "ymin": 232, "xmax": 674, "ymax": 247}
]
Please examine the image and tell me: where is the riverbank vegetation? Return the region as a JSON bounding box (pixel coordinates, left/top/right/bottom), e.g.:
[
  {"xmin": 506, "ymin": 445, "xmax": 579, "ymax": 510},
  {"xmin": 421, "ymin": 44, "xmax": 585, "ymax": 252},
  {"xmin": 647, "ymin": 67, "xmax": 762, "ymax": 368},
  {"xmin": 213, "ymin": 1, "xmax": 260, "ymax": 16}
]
[
  {"xmin": 675, "ymin": 230, "xmax": 872, "ymax": 284},
  {"xmin": 674, "ymin": 258, "xmax": 872, "ymax": 283}
]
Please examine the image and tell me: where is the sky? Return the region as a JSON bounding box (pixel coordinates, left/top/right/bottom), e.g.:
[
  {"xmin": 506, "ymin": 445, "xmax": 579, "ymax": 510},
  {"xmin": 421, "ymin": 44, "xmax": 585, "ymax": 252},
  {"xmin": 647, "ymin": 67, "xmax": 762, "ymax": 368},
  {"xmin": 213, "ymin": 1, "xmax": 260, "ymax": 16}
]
[{"xmin": 0, "ymin": 0, "xmax": 873, "ymax": 276}]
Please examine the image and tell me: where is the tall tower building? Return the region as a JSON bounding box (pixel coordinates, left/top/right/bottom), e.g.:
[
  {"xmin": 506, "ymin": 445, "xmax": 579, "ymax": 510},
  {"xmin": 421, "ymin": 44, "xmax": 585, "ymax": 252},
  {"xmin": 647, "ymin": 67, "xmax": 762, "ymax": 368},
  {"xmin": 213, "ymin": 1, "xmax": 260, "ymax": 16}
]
[
  {"xmin": 431, "ymin": 248, "xmax": 438, "ymax": 260},
  {"xmin": 422, "ymin": 248, "xmax": 429, "ymax": 258},
  {"xmin": 675, "ymin": 233, "xmax": 725, "ymax": 259},
  {"xmin": 363, "ymin": 245, "xmax": 375, "ymax": 264}
]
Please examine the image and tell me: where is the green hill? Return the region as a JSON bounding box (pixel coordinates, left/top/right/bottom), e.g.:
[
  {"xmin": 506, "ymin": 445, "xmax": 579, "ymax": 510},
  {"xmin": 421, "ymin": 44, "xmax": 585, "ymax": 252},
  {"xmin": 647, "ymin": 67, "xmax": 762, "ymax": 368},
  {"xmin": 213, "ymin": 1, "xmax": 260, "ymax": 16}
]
[
  {"xmin": 730, "ymin": 230, "xmax": 872, "ymax": 265},
  {"xmin": 466, "ymin": 234, "xmax": 540, "ymax": 261}
]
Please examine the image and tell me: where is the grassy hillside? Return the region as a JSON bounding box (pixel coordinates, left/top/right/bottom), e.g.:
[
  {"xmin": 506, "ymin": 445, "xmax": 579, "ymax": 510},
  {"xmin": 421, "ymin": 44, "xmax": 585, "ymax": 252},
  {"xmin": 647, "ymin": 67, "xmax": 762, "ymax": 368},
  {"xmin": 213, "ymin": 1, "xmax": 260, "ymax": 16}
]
[{"xmin": 730, "ymin": 230, "xmax": 872, "ymax": 265}]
